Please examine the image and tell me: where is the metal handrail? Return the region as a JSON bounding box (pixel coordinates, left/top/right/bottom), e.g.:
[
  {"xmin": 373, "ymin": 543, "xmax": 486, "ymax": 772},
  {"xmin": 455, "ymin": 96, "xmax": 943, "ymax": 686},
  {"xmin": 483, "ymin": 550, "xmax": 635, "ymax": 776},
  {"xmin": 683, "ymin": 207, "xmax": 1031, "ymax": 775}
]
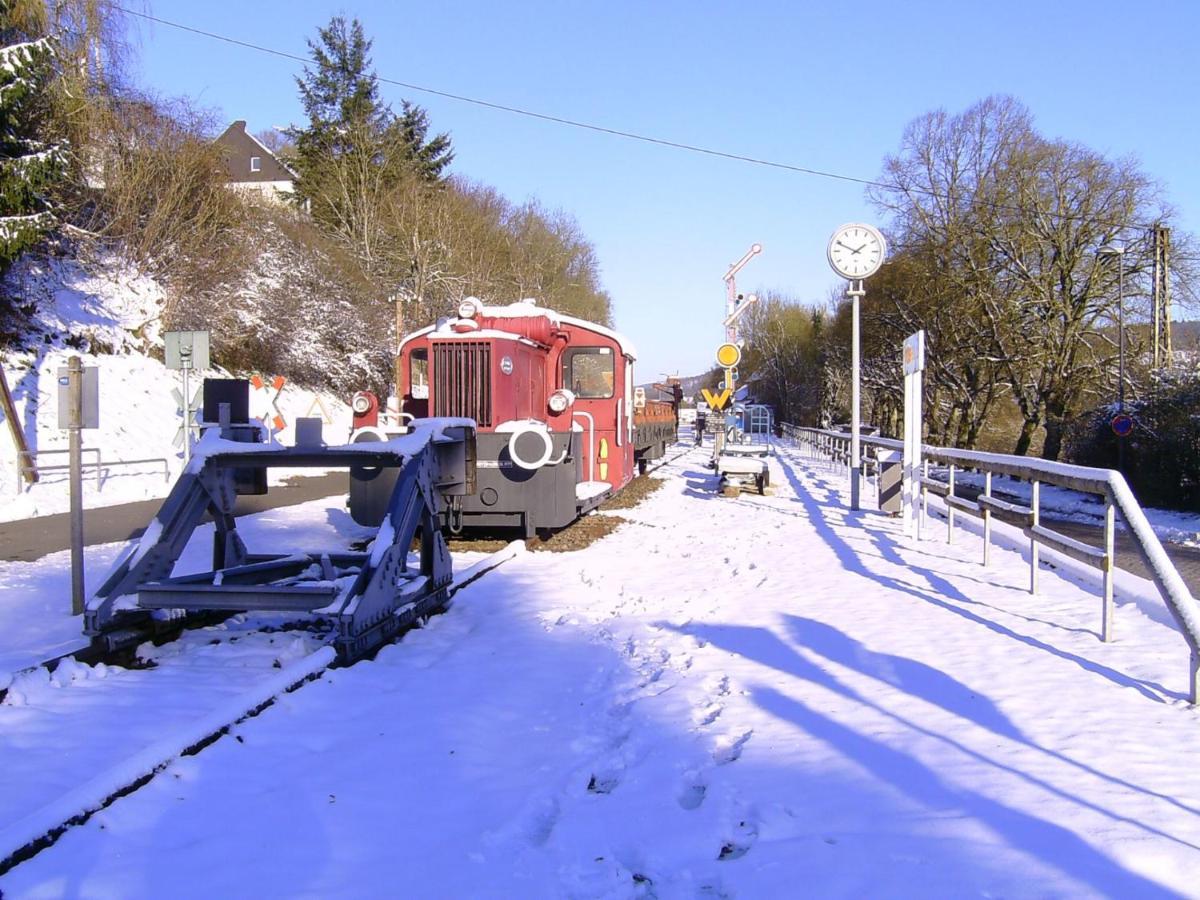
[
  {"xmin": 17, "ymin": 448, "xmax": 101, "ymax": 490},
  {"xmin": 17, "ymin": 449, "xmax": 171, "ymax": 492},
  {"xmin": 782, "ymin": 423, "xmax": 1200, "ymax": 703}
]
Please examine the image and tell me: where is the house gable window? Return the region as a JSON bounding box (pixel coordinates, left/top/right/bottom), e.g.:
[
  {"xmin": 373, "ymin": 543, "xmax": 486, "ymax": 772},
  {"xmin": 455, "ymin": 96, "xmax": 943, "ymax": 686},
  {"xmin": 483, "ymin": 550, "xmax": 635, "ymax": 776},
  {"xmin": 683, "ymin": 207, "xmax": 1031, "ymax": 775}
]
[{"xmin": 250, "ymin": 156, "xmax": 262, "ymax": 173}]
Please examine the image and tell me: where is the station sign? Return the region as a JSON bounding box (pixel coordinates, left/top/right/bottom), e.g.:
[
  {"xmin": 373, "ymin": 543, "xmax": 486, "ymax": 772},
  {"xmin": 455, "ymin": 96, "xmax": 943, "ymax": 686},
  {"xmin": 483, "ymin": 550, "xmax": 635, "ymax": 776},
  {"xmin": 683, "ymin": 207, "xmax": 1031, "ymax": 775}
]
[
  {"xmin": 57, "ymin": 365, "xmax": 99, "ymax": 429},
  {"xmin": 902, "ymin": 330, "xmax": 925, "ymax": 375}
]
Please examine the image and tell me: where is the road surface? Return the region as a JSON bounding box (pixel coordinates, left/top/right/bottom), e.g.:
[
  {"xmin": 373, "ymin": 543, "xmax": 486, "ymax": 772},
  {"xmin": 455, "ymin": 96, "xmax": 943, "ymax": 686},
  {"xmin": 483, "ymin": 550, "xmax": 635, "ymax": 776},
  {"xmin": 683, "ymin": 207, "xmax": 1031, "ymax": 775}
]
[{"xmin": 0, "ymin": 473, "xmax": 347, "ymax": 563}]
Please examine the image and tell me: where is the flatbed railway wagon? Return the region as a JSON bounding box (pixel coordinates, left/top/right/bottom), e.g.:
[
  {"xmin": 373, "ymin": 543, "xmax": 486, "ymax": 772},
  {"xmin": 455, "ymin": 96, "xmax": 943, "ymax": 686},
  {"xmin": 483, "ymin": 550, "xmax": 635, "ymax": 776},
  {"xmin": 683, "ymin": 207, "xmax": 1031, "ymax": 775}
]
[{"xmin": 350, "ymin": 297, "xmax": 677, "ymax": 536}]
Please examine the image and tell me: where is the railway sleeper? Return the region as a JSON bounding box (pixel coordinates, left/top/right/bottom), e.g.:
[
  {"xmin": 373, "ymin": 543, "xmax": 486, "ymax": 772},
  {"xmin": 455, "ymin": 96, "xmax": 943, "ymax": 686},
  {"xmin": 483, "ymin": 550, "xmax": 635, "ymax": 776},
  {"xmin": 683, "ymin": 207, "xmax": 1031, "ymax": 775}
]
[{"xmin": 84, "ymin": 417, "xmax": 476, "ymax": 665}]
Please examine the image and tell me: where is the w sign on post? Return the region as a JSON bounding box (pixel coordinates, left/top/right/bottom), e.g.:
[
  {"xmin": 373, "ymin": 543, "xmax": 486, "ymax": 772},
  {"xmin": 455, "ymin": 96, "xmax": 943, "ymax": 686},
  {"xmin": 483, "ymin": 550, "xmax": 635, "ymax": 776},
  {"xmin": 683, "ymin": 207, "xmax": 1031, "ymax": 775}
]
[{"xmin": 902, "ymin": 331, "xmax": 925, "ymax": 537}]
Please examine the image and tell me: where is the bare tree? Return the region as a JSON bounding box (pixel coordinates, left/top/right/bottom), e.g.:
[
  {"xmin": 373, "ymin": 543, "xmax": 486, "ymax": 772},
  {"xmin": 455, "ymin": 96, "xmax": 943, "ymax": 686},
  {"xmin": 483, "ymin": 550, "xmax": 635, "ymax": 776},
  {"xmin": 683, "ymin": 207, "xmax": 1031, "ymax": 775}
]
[{"xmin": 871, "ymin": 96, "xmax": 1181, "ymax": 458}]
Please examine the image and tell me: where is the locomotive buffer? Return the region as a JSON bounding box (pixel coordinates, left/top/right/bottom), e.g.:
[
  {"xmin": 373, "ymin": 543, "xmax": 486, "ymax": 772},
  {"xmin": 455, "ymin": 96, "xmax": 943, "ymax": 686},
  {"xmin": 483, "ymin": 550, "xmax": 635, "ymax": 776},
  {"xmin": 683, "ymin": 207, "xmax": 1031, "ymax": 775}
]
[{"xmin": 85, "ymin": 412, "xmax": 476, "ymax": 663}]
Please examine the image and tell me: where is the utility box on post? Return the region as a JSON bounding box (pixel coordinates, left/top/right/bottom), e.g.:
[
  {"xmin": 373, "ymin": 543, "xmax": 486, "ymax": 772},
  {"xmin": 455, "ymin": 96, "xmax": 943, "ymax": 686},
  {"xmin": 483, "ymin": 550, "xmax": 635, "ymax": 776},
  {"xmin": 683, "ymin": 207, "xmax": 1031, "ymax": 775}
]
[{"xmin": 876, "ymin": 448, "xmax": 903, "ymax": 515}]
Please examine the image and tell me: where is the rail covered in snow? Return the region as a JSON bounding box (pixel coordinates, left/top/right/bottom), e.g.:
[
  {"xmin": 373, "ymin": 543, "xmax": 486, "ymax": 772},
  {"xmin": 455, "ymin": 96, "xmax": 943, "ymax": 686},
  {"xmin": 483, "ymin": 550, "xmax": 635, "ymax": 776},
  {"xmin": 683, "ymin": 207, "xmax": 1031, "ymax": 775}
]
[{"xmin": 783, "ymin": 424, "xmax": 1200, "ymax": 705}]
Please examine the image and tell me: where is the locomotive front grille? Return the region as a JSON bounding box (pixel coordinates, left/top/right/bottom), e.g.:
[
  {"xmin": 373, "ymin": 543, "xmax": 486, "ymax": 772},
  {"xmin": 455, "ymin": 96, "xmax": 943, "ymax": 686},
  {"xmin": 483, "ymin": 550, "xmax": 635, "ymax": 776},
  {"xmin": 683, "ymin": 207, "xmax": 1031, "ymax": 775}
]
[{"xmin": 432, "ymin": 341, "xmax": 492, "ymax": 427}]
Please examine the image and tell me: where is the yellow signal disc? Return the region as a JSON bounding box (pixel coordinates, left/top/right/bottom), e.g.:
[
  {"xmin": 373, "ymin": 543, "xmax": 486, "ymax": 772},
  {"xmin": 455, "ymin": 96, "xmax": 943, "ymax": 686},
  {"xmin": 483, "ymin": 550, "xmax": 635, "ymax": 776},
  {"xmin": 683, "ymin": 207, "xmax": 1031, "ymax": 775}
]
[
  {"xmin": 715, "ymin": 343, "xmax": 741, "ymax": 368},
  {"xmin": 598, "ymin": 438, "xmax": 609, "ymax": 459}
]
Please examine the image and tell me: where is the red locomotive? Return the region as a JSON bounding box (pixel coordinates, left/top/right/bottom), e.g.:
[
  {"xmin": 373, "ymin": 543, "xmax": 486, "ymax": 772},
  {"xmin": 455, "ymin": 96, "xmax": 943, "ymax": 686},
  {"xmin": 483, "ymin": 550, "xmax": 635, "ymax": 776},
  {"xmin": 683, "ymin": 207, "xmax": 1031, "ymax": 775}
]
[{"xmin": 350, "ymin": 297, "xmax": 677, "ymax": 535}]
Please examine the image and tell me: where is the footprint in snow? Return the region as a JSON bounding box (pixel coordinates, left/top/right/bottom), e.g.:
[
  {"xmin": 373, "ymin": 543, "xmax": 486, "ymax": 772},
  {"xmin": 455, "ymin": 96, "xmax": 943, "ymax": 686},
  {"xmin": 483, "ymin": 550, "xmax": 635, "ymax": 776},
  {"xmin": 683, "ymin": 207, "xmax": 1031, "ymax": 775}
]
[
  {"xmin": 707, "ymin": 675, "xmax": 731, "ymax": 697},
  {"xmin": 587, "ymin": 770, "xmax": 621, "ymax": 795},
  {"xmin": 712, "ymin": 729, "xmax": 753, "ymax": 765},
  {"xmin": 677, "ymin": 772, "xmax": 707, "ymax": 810},
  {"xmin": 639, "ymin": 665, "xmax": 666, "ymax": 688},
  {"xmin": 717, "ymin": 818, "xmax": 759, "ymax": 861},
  {"xmin": 525, "ymin": 796, "xmax": 561, "ymax": 846},
  {"xmin": 693, "ymin": 702, "xmax": 723, "ymax": 728}
]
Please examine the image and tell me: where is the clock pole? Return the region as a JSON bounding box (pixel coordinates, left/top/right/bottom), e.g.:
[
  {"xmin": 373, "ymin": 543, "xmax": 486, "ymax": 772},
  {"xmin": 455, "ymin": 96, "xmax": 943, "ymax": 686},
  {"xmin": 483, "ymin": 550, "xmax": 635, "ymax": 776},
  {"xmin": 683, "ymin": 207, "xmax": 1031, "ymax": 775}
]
[
  {"xmin": 826, "ymin": 223, "xmax": 887, "ymax": 513},
  {"xmin": 848, "ymin": 278, "xmax": 865, "ymax": 510}
]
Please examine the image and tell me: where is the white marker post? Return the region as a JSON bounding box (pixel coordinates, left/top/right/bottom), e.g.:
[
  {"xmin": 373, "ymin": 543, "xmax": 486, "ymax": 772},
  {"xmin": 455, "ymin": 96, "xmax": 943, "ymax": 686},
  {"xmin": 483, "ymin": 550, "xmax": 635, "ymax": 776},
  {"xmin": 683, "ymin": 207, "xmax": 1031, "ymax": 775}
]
[{"xmin": 902, "ymin": 330, "xmax": 925, "ymax": 537}]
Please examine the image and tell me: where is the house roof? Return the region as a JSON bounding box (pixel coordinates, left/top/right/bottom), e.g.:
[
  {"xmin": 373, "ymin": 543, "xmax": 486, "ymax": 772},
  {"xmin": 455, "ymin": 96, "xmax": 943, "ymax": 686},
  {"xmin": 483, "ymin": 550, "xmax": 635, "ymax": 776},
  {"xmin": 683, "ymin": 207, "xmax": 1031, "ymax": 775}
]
[{"xmin": 214, "ymin": 120, "xmax": 297, "ymax": 183}]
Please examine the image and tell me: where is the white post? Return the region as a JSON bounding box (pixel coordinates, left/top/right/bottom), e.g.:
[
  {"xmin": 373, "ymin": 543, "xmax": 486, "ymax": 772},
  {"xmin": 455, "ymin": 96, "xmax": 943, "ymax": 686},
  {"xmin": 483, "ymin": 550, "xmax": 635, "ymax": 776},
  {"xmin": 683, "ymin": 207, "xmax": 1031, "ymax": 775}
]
[
  {"xmin": 900, "ymin": 330, "xmax": 924, "ymax": 538},
  {"xmin": 181, "ymin": 359, "xmax": 193, "ymax": 465},
  {"xmin": 920, "ymin": 458, "xmax": 929, "ymax": 538},
  {"xmin": 1030, "ymin": 480, "xmax": 1041, "ymax": 595},
  {"xmin": 902, "ymin": 371, "xmax": 913, "ymax": 536},
  {"xmin": 849, "ymin": 281, "xmax": 864, "ymax": 510},
  {"xmin": 983, "ymin": 471, "xmax": 993, "ymax": 567},
  {"xmin": 947, "ymin": 464, "xmax": 956, "ymax": 544},
  {"xmin": 1103, "ymin": 495, "xmax": 1115, "ymax": 641}
]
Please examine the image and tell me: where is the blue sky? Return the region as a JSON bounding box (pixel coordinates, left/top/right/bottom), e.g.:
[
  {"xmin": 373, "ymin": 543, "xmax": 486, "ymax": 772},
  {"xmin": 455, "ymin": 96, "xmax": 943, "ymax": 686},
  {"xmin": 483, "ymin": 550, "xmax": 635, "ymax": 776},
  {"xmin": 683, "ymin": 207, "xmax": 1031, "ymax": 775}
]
[{"xmin": 132, "ymin": 1, "xmax": 1200, "ymax": 381}]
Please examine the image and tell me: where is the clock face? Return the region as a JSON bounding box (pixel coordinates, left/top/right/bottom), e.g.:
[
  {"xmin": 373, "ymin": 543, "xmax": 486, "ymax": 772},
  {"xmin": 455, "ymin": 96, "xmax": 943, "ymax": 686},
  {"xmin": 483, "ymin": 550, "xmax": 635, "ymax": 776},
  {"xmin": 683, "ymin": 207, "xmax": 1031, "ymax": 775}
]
[{"xmin": 827, "ymin": 223, "xmax": 887, "ymax": 280}]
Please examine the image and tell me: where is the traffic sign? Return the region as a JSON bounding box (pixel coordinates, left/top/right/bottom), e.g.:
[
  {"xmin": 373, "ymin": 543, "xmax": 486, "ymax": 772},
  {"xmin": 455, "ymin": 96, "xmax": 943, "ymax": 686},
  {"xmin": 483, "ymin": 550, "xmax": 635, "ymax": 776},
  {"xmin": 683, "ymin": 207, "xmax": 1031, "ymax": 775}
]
[
  {"xmin": 903, "ymin": 330, "xmax": 926, "ymax": 375},
  {"xmin": 701, "ymin": 387, "xmax": 731, "ymax": 411},
  {"xmin": 715, "ymin": 343, "xmax": 741, "ymax": 369},
  {"xmin": 1111, "ymin": 413, "xmax": 1133, "ymax": 437}
]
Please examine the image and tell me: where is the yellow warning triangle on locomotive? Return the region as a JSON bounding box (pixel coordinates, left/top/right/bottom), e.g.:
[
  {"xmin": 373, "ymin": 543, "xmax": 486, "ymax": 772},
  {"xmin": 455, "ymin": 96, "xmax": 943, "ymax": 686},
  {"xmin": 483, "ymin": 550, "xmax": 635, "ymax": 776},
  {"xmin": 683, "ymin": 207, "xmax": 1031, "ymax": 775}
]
[{"xmin": 701, "ymin": 388, "xmax": 731, "ymax": 410}]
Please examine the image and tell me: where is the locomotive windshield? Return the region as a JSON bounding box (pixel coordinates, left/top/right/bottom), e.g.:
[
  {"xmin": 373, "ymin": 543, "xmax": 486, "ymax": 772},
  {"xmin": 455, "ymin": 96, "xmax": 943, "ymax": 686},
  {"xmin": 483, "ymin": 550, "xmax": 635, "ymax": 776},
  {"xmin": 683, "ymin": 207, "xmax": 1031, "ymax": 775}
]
[
  {"xmin": 410, "ymin": 348, "xmax": 429, "ymax": 399},
  {"xmin": 564, "ymin": 347, "xmax": 614, "ymax": 399}
]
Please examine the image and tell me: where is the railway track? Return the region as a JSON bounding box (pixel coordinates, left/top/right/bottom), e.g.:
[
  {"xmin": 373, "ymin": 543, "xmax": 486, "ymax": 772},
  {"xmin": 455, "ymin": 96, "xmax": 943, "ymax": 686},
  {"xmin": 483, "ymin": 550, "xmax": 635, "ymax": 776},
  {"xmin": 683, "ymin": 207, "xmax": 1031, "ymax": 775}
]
[
  {"xmin": 0, "ymin": 439, "xmax": 691, "ymax": 878},
  {"xmin": 0, "ymin": 542, "xmax": 523, "ymax": 877}
]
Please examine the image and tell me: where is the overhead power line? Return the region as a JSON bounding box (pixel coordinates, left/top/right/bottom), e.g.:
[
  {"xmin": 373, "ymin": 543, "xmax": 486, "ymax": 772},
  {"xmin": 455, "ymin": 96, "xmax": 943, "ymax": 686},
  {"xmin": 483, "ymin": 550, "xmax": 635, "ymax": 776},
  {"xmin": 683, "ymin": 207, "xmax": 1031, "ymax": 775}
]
[{"xmin": 114, "ymin": 5, "xmax": 1173, "ymax": 238}]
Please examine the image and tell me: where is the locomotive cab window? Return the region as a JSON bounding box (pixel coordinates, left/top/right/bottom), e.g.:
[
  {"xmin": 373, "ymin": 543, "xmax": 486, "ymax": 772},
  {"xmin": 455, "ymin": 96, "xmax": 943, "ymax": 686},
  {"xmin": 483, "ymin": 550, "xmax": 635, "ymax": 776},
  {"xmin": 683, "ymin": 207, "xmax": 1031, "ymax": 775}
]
[
  {"xmin": 410, "ymin": 348, "xmax": 429, "ymax": 399},
  {"xmin": 563, "ymin": 347, "xmax": 614, "ymax": 399}
]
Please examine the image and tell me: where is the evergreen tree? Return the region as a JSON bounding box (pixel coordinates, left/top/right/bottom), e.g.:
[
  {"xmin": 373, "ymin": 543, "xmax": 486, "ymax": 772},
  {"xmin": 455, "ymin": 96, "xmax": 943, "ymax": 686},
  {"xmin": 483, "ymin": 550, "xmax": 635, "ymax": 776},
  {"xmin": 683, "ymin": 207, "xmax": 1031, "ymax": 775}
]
[
  {"xmin": 289, "ymin": 16, "xmax": 387, "ymax": 168},
  {"xmin": 0, "ymin": 0, "xmax": 65, "ymax": 268},
  {"xmin": 391, "ymin": 100, "xmax": 453, "ymax": 180},
  {"xmin": 288, "ymin": 15, "xmax": 452, "ymax": 208}
]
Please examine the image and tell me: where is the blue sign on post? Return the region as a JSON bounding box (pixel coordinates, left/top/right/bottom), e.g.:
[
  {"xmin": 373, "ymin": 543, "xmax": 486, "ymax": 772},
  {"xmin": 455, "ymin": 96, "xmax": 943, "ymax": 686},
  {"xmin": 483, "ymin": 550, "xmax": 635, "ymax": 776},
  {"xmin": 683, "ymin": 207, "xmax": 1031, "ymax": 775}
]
[{"xmin": 1111, "ymin": 413, "xmax": 1134, "ymax": 437}]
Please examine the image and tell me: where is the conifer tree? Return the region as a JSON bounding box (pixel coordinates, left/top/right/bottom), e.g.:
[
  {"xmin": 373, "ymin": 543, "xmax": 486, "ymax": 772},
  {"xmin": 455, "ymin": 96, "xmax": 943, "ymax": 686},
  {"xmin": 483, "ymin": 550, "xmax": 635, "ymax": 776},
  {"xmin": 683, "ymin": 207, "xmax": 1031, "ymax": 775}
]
[
  {"xmin": 392, "ymin": 100, "xmax": 452, "ymax": 181},
  {"xmin": 0, "ymin": 0, "xmax": 64, "ymax": 269},
  {"xmin": 288, "ymin": 15, "xmax": 452, "ymax": 207},
  {"xmin": 287, "ymin": 16, "xmax": 453, "ymax": 268}
]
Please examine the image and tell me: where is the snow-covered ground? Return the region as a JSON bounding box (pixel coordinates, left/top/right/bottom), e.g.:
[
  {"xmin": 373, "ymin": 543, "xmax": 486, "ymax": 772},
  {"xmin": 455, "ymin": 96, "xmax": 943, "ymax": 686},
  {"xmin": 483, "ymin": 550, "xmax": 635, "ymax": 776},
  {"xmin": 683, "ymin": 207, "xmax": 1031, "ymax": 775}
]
[
  {"xmin": 1, "ymin": 252, "xmax": 353, "ymax": 523},
  {"xmin": 2, "ymin": 443, "xmax": 1198, "ymax": 898}
]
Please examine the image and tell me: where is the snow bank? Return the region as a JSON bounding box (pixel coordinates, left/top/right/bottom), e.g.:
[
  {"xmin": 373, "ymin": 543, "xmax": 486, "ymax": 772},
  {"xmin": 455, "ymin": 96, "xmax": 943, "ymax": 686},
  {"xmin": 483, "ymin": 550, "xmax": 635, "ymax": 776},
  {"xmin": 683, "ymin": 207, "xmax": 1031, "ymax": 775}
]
[{"xmin": 0, "ymin": 250, "xmax": 353, "ymax": 523}]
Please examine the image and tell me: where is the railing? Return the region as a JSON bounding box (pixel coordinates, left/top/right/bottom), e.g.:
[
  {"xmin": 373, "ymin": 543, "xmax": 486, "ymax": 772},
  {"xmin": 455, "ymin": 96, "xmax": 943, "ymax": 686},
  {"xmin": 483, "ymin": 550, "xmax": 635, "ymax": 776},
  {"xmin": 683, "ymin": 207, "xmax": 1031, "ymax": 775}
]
[
  {"xmin": 17, "ymin": 448, "xmax": 171, "ymax": 492},
  {"xmin": 17, "ymin": 448, "xmax": 101, "ymax": 490},
  {"xmin": 781, "ymin": 424, "xmax": 1200, "ymax": 704}
]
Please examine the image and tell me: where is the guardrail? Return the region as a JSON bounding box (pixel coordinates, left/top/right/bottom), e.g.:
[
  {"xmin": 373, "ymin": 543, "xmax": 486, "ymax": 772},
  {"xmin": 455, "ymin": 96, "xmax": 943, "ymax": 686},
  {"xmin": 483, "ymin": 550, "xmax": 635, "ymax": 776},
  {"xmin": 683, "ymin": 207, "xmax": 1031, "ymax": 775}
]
[
  {"xmin": 16, "ymin": 449, "xmax": 171, "ymax": 493},
  {"xmin": 781, "ymin": 423, "xmax": 1200, "ymax": 704}
]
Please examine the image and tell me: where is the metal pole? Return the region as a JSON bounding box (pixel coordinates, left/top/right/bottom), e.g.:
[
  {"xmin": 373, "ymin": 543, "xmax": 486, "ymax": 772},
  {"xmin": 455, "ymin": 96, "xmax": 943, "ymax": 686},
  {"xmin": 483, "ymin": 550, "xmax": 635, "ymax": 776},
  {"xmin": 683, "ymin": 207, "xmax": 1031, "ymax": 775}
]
[
  {"xmin": 1118, "ymin": 260, "xmax": 1125, "ymax": 410},
  {"xmin": 849, "ymin": 280, "xmax": 863, "ymax": 510},
  {"xmin": 182, "ymin": 359, "xmax": 192, "ymax": 465},
  {"xmin": 1117, "ymin": 261, "xmax": 1126, "ymax": 472},
  {"xmin": 67, "ymin": 356, "xmax": 85, "ymax": 616}
]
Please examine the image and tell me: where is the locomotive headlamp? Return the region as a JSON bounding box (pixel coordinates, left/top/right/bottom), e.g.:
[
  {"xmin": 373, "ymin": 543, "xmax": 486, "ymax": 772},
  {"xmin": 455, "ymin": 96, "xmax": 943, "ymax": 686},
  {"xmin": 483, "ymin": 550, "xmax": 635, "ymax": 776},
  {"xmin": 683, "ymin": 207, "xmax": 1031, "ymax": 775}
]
[
  {"xmin": 457, "ymin": 298, "xmax": 481, "ymax": 319},
  {"xmin": 351, "ymin": 392, "xmax": 373, "ymax": 414},
  {"xmin": 548, "ymin": 389, "xmax": 575, "ymax": 414}
]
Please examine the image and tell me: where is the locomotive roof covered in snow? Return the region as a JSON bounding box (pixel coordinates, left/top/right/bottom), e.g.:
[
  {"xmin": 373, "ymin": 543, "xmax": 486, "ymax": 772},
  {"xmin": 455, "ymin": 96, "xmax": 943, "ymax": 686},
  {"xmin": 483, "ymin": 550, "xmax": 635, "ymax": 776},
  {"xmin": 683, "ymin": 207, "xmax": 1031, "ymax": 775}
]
[{"xmin": 403, "ymin": 299, "xmax": 638, "ymax": 360}]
